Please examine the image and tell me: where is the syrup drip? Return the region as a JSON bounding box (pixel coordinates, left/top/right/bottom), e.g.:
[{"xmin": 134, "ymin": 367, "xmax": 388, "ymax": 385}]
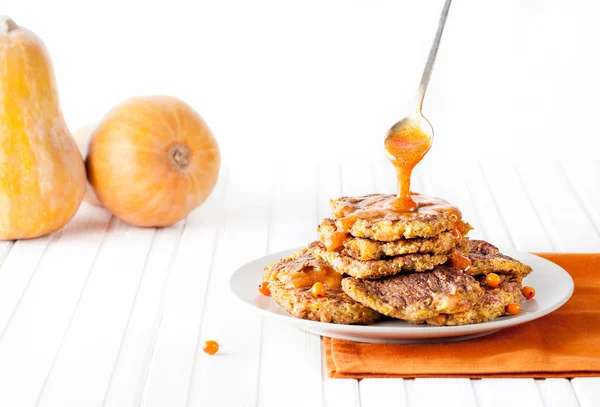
[
  {"xmin": 278, "ymin": 251, "xmax": 343, "ymax": 289},
  {"xmin": 322, "ymin": 117, "xmax": 470, "ymax": 274},
  {"xmin": 384, "ymin": 124, "xmax": 432, "ymax": 211},
  {"xmin": 447, "ymin": 249, "xmax": 471, "ymax": 272},
  {"xmin": 323, "ymin": 194, "xmax": 464, "ymax": 251}
]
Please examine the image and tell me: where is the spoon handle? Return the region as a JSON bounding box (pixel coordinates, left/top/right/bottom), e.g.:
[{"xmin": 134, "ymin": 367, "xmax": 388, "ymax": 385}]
[{"xmin": 414, "ymin": 0, "xmax": 452, "ymax": 113}]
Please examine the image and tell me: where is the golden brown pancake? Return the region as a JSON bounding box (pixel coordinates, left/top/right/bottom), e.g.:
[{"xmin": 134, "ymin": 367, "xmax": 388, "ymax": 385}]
[
  {"xmin": 313, "ymin": 239, "xmax": 471, "ymax": 280},
  {"xmin": 328, "ymin": 193, "xmax": 464, "ymax": 241},
  {"xmin": 330, "ymin": 194, "xmax": 461, "ymax": 242},
  {"xmin": 426, "ymin": 280, "xmax": 523, "ymax": 326},
  {"xmin": 467, "ymin": 240, "xmax": 533, "ymax": 277},
  {"xmin": 268, "ymin": 283, "xmax": 382, "ymax": 324},
  {"xmin": 322, "ymin": 223, "xmax": 462, "ymax": 260},
  {"xmin": 263, "ymin": 245, "xmax": 382, "ymax": 324},
  {"xmin": 314, "ymin": 242, "xmax": 448, "ymax": 279},
  {"xmin": 341, "ymin": 265, "xmax": 484, "ymax": 323}
]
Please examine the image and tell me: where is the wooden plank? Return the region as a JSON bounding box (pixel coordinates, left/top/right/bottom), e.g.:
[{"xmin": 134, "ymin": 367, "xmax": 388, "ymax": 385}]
[
  {"xmin": 404, "ymin": 380, "xmax": 415, "ymax": 405},
  {"xmin": 266, "ymin": 164, "xmax": 319, "ymax": 251},
  {"xmin": 561, "ymin": 160, "xmax": 600, "ymax": 246},
  {"xmin": 419, "ymin": 160, "xmax": 487, "ymax": 242},
  {"xmin": 461, "ymin": 164, "xmax": 515, "ymax": 250},
  {"xmin": 36, "ymin": 219, "xmax": 157, "ymax": 406},
  {"xmin": 256, "ymin": 164, "xmax": 324, "ymax": 407},
  {"xmin": 324, "ymin": 378, "xmax": 360, "ymax": 407},
  {"xmin": 472, "ymin": 379, "xmax": 544, "ymax": 407},
  {"xmin": 317, "ymin": 163, "xmax": 341, "ymax": 222},
  {"xmin": 102, "ymin": 221, "xmax": 186, "ymax": 407},
  {"xmin": 409, "ymin": 378, "xmax": 476, "ymax": 407},
  {"xmin": 138, "ymin": 177, "xmax": 227, "ymax": 407},
  {"xmin": 0, "ymin": 204, "xmax": 111, "ymax": 407},
  {"xmin": 359, "ymin": 378, "xmax": 407, "ymax": 407},
  {"xmin": 0, "ymin": 241, "xmax": 14, "ymax": 267},
  {"xmin": 572, "ymin": 378, "xmax": 600, "ymax": 407},
  {"xmin": 186, "ymin": 165, "xmax": 270, "ymax": 407},
  {"xmin": 535, "ymin": 379, "xmax": 579, "ymax": 407},
  {"xmin": 0, "ymin": 235, "xmax": 56, "ymax": 335},
  {"xmin": 479, "ymin": 162, "xmax": 554, "ymax": 252},
  {"xmin": 373, "ymin": 162, "xmax": 397, "ymax": 195},
  {"xmin": 340, "ymin": 162, "xmax": 376, "ymax": 197},
  {"xmin": 517, "ymin": 161, "xmax": 600, "ymax": 252}
]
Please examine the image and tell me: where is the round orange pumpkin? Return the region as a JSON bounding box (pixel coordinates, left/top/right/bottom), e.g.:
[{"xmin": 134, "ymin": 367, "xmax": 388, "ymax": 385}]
[
  {"xmin": 0, "ymin": 17, "xmax": 86, "ymax": 240},
  {"xmin": 86, "ymin": 96, "xmax": 220, "ymax": 227}
]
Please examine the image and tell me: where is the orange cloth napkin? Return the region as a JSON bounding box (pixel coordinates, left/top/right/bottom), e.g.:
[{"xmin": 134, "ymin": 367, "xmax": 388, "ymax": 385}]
[{"xmin": 325, "ymin": 253, "xmax": 600, "ymax": 378}]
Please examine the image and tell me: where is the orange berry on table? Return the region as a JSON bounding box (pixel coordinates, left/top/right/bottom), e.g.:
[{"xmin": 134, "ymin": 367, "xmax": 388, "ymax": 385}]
[
  {"xmin": 312, "ymin": 282, "xmax": 326, "ymax": 298},
  {"xmin": 203, "ymin": 340, "xmax": 219, "ymax": 355},
  {"xmin": 506, "ymin": 303, "xmax": 522, "ymax": 315},
  {"xmin": 522, "ymin": 286, "xmax": 536, "ymax": 299},
  {"xmin": 485, "ymin": 273, "xmax": 501, "ymax": 288},
  {"xmin": 258, "ymin": 281, "xmax": 271, "ymax": 296}
]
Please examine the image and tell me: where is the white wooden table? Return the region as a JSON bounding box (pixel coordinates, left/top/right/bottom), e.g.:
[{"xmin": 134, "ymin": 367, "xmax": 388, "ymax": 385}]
[{"xmin": 0, "ymin": 159, "xmax": 598, "ymax": 407}]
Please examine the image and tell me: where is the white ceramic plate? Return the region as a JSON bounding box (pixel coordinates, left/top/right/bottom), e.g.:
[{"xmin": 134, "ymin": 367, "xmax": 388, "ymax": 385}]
[{"xmin": 229, "ymin": 248, "xmax": 574, "ymax": 343}]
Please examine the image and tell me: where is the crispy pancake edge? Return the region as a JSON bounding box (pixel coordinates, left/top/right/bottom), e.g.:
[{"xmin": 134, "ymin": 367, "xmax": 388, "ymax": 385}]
[
  {"xmin": 467, "ymin": 240, "xmax": 533, "ymax": 277},
  {"xmin": 425, "ymin": 280, "xmax": 524, "ymax": 326},
  {"xmin": 269, "ymin": 281, "xmax": 382, "ymax": 324},
  {"xmin": 341, "ymin": 266, "xmax": 484, "ymax": 322}
]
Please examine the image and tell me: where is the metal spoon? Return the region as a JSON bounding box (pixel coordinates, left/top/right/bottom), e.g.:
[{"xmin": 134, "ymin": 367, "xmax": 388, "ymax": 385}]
[{"xmin": 385, "ymin": 0, "xmax": 452, "ymax": 152}]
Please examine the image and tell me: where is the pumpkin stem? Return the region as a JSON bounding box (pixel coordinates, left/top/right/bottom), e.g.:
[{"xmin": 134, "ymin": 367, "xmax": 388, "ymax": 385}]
[
  {"xmin": 0, "ymin": 17, "xmax": 18, "ymax": 33},
  {"xmin": 169, "ymin": 144, "xmax": 191, "ymax": 169}
]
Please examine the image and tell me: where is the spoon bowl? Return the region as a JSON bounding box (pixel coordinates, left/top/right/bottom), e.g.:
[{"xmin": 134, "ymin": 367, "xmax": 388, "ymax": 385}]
[
  {"xmin": 386, "ymin": 114, "xmax": 434, "ymax": 146},
  {"xmin": 384, "ymin": 112, "xmax": 435, "ymax": 212}
]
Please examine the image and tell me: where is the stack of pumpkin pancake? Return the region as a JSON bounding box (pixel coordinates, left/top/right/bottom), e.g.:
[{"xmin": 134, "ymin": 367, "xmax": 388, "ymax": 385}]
[{"xmin": 263, "ymin": 193, "xmax": 533, "ymax": 326}]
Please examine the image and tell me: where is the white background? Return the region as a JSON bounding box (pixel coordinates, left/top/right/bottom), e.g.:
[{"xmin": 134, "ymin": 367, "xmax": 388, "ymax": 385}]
[
  {"xmin": 3, "ymin": 3, "xmax": 600, "ymax": 406},
  {"xmin": 5, "ymin": 0, "xmax": 600, "ymax": 166}
]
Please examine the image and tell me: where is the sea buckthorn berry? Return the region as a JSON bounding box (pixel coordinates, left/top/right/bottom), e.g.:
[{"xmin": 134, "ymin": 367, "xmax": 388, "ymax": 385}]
[
  {"xmin": 312, "ymin": 282, "xmax": 326, "ymax": 298},
  {"xmin": 203, "ymin": 340, "xmax": 219, "ymax": 355},
  {"xmin": 258, "ymin": 281, "xmax": 271, "ymax": 296},
  {"xmin": 506, "ymin": 303, "xmax": 522, "ymax": 315},
  {"xmin": 485, "ymin": 273, "xmax": 501, "ymax": 288},
  {"xmin": 522, "ymin": 286, "xmax": 536, "ymax": 299}
]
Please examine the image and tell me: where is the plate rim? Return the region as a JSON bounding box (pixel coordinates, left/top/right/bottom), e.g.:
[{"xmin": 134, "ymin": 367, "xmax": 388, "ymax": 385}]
[{"xmin": 229, "ymin": 246, "xmax": 575, "ymax": 337}]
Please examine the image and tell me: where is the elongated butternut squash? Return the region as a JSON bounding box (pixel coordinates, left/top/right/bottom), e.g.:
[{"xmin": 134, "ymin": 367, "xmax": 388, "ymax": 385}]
[{"xmin": 0, "ymin": 17, "xmax": 86, "ymax": 239}]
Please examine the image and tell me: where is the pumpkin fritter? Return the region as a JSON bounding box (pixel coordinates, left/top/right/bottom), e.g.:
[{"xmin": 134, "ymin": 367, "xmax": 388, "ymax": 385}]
[
  {"xmin": 341, "ymin": 265, "xmax": 484, "ymax": 322},
  {"xmin": 313, "ymin": 239, "xmax": 471, "ymax": 280},
  {"xmin": 263, "ymin": 244, "xmax": 343, "ymax": 289},
  {"xmin": 318, "ymin": 218, "xmax": 471, "ymax": 260},
  {"xmin": 343, "ymin": 231, "xmax": 458, "ymax": 260},
  {"xmin": 268, "ymin": 283, "xmax": 382, "ymax": 324},
  {"xmin": 314, "ymin": 245, "xmax": 447, "ymax": 279},
  {"xmin": 467, "ymin": 240, "xmax": 533, "ymax": 277},
  {"xmin": 426, "ymin": 280, "xmax": 524, "ymax": 326},
  {"xmin": 263, "ymin": 245, "xmax": 382, "ymax": 324},
  {"xmin": 328, "ymin": 193, "xmax": 462, "ymax": 241}
]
